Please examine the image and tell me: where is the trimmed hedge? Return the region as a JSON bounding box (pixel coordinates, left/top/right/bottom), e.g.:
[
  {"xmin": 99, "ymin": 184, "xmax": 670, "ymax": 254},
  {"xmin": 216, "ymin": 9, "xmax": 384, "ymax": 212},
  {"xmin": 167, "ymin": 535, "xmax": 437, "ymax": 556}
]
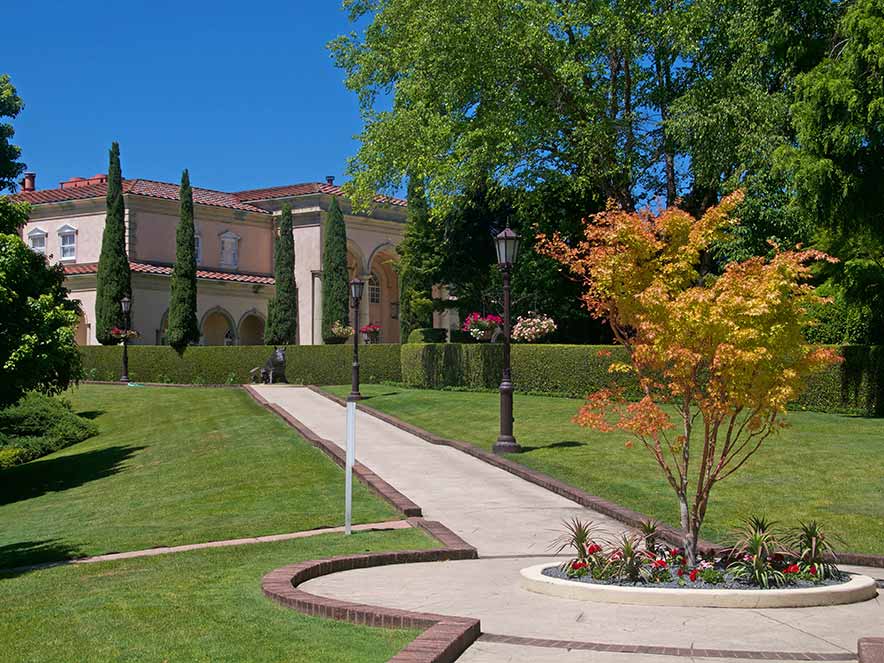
[
  {"xmin": 400, "ymin": 343, "xmax": 883, "ymax": 416},
  {"xmin": 79, "ymin": 344, "xmax": 401, "ymax": 385},
  {"xmin": 406, "ymin": 328, "xmax": 448, "ymax": 343}
]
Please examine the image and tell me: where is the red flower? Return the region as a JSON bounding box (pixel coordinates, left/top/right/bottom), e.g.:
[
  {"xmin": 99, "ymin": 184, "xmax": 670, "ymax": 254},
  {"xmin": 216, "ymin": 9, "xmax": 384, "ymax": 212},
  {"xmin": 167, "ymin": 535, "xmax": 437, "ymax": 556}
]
[
  {"xmin": 571, "ymin": 560, "xmax": 587, "ymax": 570},
  {"xmin": 586, "ymin": 543, "xmax": 602, "ymax": 555},
  {"xmin": 785, "ymin": 564, "xmax": 800, "ymax": 574},
  {"xmin": 670, "ymin": 548, "xmax": 680, "ymax": 557},
  {"xmin": 677, "ymin": 568, "xmax": 684, "ymax": 577},
  {"xmin": 689, "ymin": 569, "xmax": 699, "ymax": 582},
  {"xmin": 652, "ymin": 558, "xmax": 667, "ymax": 569},
  {"xmin": 809, "ymin": 565, "xmax": 817, "ymax": 576}
]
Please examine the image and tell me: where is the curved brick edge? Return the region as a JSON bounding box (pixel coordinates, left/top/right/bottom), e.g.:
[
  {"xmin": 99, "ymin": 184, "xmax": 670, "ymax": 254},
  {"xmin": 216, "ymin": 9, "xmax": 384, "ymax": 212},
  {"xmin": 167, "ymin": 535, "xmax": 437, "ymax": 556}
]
[
  {"xmin": 244, "ymin": 385, "xmax": 422, "ymax": 517},
  {"xmin": 480, "ymin": 633, "xmax": 857, "ymax": 661},
  {"xmin": 310, "ymin": 386, "xmax": 884, "ymax": 569},
  {"xmin": 262, "ymin": 518, "xmax": 479, "ymax": 663}
]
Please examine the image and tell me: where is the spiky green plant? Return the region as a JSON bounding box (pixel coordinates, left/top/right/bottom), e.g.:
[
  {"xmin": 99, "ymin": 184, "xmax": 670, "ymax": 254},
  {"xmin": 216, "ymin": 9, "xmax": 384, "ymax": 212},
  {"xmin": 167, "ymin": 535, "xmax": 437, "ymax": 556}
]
[
  {"xmin": 550, "ymin": 517, "xmax": 599, "ymax": 562},
  {"xmin": 785, "ymin": 521, "xmax": 841, "ymax": 580}
]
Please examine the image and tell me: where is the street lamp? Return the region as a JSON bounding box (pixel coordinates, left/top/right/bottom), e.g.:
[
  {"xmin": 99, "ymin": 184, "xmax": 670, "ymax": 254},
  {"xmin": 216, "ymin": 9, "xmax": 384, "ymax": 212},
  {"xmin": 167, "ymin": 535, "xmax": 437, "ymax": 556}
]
[
  {"xmin": 348, "ymin": 279, "xmax": 365, "ymax": 402},
  {"xmin": 120, "ymin": 295, "xmax": 131, "ymax": 383},
  {"xmin": 493, "ymin": 226, "xmax": 521, "ymax": 454}
]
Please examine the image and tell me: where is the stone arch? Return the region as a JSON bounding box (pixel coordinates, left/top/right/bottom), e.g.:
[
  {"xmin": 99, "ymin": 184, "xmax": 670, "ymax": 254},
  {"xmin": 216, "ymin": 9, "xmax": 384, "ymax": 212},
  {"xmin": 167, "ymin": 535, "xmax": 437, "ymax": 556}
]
[
  {"xmin": 367, "ymin": 241, "xmax": 398, "ymax": 270},
  {"xmin": 346, "ymin": 240, "xmax": 367, "ymax": 278},
  {"xmin": 157, "ymin": 309, "xmax": 169, "ymax": 345},
  {"xmin": 200, "ymin": 306, "xmax": 236, "ymax": 346},
  {"xmin": 237, "ymin": 308, "xmax": 266, "ymax": 346},
  {"xmin": 368, "ymin": 246, "xmax": 400, "ymax": 343}
]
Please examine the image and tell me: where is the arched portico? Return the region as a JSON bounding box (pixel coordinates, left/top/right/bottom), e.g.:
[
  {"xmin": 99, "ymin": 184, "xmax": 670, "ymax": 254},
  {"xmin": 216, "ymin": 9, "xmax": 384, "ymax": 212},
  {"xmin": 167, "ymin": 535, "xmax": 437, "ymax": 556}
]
[
  {"xmin": 367, "ymin": 245, "xmax": 400, "ymax": 343},
  {"xmin": 237, "ymin": 309, "xmax": 266, "ymax": 345},
  {"xmin": 200, "ymin": 306, "xmax": 236, "ymax": 346}
]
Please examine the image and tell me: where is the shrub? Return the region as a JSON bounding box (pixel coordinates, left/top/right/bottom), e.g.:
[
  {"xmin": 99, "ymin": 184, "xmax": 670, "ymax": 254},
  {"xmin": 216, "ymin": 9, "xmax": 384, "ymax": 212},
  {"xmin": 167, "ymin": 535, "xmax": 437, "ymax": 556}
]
[
  {"xmin": 406, "ymin": 328, "xmax": 448, "ymax": 343},
  {"xmin": 447, "ymin": 329, "xmax": 475, "ymax": 344},
  {"xmin": 79, "ymin": 344, "xmax": 401, "ymax": 385},
  {"xmin": 401, "ymin": 343, "xmax": 502, "ymax": 389},
  {"xmin": 0, "ymin": 393, "xmax": 98, "ymax": 468}
]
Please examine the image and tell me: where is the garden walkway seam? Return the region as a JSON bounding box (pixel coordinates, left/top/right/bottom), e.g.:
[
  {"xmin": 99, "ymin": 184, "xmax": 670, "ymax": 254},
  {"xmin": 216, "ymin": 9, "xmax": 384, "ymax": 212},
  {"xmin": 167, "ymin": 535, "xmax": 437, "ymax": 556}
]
[
  {"xmin": 309, "ymin": 385, "xmax": 884, "ymax": 569},
  {"xmin": 0, "ymin": 521, "xmax": 411, "ymax": 575}
]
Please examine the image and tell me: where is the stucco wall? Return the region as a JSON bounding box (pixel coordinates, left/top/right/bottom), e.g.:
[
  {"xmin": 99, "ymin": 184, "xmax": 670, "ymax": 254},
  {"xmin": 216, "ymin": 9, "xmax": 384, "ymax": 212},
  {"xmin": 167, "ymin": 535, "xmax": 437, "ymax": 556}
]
[{"xmin": 21, "ymin": 210, "xmax": 106, "ymax": 266}]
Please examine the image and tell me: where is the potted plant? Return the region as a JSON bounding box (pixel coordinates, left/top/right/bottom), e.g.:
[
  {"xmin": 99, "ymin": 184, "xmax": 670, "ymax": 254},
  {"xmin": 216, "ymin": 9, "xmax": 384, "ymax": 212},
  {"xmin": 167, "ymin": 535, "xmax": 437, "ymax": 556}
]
[
  {"xmin": 462, "ymin": 312, "xmax": 503, "ymax": 342},
  {"xmin": 110, "ymin": 327, "xmax": 140, "ymax": 341},
  {"xmin": 360, "ymin": 323, "xmax": 381, "ymax": 344},
  {"xmin": 327, "ymin": 320, "xmax": 353, "ymax": 344}
]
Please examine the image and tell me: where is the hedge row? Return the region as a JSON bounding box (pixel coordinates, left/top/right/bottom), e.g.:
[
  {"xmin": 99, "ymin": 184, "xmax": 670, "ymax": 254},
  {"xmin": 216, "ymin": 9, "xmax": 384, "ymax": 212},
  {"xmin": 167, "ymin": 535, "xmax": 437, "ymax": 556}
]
[
  {"xmin": 79, "ymin": 344, "xmax": 401, "ymax": 385},
  {"xmin": 79, "ymin": 343, "xmax": 882, "ymax": 416},
  {"xmin": 401, "ymin": 343, "xmax": 882, "ymax": 416}
]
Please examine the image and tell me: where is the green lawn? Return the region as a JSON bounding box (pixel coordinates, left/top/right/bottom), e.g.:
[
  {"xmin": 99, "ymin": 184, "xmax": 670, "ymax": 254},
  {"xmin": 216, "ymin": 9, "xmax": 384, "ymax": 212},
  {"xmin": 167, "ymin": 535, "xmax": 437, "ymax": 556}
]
[
  {"xmin": 328, "ymin": 385, "xmax": 884, "ymax": 554},
  {"xmin": 0, "ymin": 385, "xmax": 398, "ymax": 568},
  {"xmin": 0, "ymin": 528, "xmax": 435, "ymax": 663}
]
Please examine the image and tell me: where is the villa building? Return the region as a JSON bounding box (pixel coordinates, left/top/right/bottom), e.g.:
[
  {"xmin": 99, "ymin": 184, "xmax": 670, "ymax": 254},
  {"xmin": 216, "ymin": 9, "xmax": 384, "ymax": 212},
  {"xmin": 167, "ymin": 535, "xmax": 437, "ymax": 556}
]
[{"xmin": 12, "ymin": 172, "xmax": 407, "ymax": 345}]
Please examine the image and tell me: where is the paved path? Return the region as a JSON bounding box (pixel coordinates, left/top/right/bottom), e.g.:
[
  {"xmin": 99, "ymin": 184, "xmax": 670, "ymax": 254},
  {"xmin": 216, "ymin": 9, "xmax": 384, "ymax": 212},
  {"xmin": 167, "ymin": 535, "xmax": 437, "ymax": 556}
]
[{"xmin": 252, "ymin": 386, "xmax": 883, "ymax": 662}]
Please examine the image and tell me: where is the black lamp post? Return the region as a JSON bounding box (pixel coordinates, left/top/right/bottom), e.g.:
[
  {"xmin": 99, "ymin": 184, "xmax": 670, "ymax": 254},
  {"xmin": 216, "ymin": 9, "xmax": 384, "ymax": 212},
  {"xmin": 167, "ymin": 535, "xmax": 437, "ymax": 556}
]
[
  {"xmin": 348, "ymin": 279, "xmax": 365, "ymax": 402},
  {"xmin": 120, "ymin": 295, "xmax": 131, "ymax": 383},
  {"xmin": 493, "ymin": 226, "xmax": 521, "ymax": 454}
]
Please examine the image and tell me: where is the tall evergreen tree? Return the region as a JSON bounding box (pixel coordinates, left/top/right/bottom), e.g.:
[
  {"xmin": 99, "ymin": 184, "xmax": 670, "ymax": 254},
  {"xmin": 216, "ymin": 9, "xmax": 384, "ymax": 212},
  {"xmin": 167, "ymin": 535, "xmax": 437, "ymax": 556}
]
[
  {"xmin": 0, "ymin": 74, "xmax": 26, "ymax": 193},
  {"xmin": 398, "ymin": 175, "xmax": 437, "ymax": 339},
  {"xmin": 167, "ymin": 169, "xmax": 200, "ymax": 352},
  {"xmin": 321, "ymin": 196, "xmax": 350, "ymax": 343},
  {"xmin": 95, "ymin": 142, "xmax": 131, "ymax": 345},
  {"xmin": 265, "ymin": 203, "xmax": 299, "ymax": 344}
]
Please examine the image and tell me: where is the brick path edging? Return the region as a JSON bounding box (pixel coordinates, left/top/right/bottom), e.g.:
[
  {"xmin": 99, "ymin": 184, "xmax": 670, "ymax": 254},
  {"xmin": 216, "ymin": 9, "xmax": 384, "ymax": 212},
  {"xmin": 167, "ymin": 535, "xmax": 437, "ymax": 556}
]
[
  {"xmin": 261, "ymin": 518, "xmax": 479, "ymax": 663},
  {"xmin": 859, "ymin": 639, "xmax": 884, "ymax": 663},
  {"xmin": 244, "ymin": 385, "xmax": 422, "ymax": 517},
  {"xmin": 309, "ymin": 386, "xmax": 884, "ymax": 569}
]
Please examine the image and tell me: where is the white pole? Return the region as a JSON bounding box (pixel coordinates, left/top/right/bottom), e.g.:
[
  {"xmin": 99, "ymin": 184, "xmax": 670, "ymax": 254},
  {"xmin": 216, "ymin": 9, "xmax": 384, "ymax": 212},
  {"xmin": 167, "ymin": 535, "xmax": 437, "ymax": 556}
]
[{"xmin": 345, "ymin": 400, "xmax": 356, "ymax": 535}]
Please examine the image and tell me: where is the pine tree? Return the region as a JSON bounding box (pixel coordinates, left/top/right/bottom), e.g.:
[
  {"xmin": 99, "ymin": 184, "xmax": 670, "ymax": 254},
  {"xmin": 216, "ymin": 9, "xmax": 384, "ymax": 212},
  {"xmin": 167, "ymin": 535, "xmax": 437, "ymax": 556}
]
[
  {"xmin": 95, "ymin": 142, "xmax": 132, "ymax": 345},
  {"xmin": 265, "ymin": 203, "xmax": 298, "ymax": 344},
  {"xmin": 321, "ymin": 196, "xmax": 350, "ymax": 343},
  {"xmin": 398, "ymin": 175, "xmax": 437, "ymax": 339},
  {"xmin": 167, "ymin": 169, "xmax": 200, "ymax": 352}
]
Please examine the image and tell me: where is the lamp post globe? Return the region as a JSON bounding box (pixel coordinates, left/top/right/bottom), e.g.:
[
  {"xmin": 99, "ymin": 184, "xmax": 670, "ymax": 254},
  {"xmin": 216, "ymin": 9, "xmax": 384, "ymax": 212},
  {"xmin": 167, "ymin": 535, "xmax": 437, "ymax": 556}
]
[
  {"xmin": 493, "ymin": 226, "xmax": 521, "ymax": 454},
  {"xmin": 348, "ymin": 279, "xmax": 364, "ymax": 402}
]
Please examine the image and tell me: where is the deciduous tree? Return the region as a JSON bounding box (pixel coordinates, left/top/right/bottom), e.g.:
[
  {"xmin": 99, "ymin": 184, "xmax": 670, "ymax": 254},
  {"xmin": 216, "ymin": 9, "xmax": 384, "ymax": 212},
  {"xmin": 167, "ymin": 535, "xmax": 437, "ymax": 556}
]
[
  {"xmin": 398, "ymin": 175, "xmax": 437, "ymax": 338},
  {"xmin": 537, "ymin": 193, "xmax": 840, "ymax": 563}
]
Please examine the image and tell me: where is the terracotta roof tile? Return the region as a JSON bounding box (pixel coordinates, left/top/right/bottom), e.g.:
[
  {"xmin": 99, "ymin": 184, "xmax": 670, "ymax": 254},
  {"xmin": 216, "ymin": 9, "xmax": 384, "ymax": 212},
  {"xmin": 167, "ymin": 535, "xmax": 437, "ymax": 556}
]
[
  {"xmin": 64, "ymin": 261, "xmax": 275, "ymax": 285},
  {"xmin": 234, "ymin": 181, "xmax": 408, "ymax": 207},
  {"xmin": 11, "ymin": 179, "xmax": 269, "ymax": 214}
]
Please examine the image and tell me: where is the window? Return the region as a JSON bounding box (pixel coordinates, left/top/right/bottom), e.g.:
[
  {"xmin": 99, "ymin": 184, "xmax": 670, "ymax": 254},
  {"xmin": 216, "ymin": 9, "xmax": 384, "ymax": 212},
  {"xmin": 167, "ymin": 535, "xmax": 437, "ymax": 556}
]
[
  {"xmin": 368, "ymin": 273, "xmax": 381, "ymax": 304},
  {"xmin": 219, "ymin": 231, "xmax": 240, "ymax": 269},
  {"xmin": 57, "ymin": 225, "xmax": 77, "ymax": 261},
  {"xmin": 194, "ymin": 234, "xmax": 202, "ymax": 264},
  {"xmin": 27, "ymin": 228, "xmax": 47, "ymax": 254}
]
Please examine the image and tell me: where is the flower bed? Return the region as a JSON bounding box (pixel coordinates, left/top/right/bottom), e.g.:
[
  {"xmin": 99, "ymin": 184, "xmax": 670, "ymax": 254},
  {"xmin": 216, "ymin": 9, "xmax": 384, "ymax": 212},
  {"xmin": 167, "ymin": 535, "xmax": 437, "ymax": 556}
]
[{"xmin": 523, "ymin": 516, "xmax": 879, "ymax": 607}]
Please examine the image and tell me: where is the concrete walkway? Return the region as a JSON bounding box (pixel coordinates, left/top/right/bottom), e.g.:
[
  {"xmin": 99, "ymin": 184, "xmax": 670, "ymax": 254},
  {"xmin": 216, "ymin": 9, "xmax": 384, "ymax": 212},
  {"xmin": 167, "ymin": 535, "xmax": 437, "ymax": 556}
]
[{"xmin": 252, "ymin": 385, "xmax": 883, "ymax": 662}]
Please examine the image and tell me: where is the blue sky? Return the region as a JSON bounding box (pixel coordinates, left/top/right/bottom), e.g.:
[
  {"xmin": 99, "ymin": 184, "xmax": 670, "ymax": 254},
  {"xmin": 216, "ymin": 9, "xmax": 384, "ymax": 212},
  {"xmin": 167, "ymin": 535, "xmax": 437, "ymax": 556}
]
[{"xmin": 2, "ymin": 1, "xmax": 371, "ymax": 194}]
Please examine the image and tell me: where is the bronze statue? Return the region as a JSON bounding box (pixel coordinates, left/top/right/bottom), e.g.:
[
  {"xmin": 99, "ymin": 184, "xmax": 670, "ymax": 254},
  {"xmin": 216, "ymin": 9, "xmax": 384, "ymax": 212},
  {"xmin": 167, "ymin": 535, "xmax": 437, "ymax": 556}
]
[{"xmin": 251, "ymin": 347, "xmax": 287, "ymax": 384}]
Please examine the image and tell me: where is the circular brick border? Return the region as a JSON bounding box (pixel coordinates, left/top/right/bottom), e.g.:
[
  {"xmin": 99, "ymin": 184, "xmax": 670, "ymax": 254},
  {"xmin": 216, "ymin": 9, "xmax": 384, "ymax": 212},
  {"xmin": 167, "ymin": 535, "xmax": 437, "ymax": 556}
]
[
  {"xmin": 261, "ymin": 518, "xmax": 480, "ymax": 663},
  {"xmin": 521, "ymin": 563, "xmax": 878, "ymax": 609}
]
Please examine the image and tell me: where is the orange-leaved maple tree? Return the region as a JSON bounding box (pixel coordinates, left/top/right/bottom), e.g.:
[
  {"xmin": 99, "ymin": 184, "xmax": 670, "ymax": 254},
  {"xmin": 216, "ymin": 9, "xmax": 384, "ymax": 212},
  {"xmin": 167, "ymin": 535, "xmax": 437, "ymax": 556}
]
[{"xmin": 536, "ymin": 192, "xmax": 841, "ymax": 563}]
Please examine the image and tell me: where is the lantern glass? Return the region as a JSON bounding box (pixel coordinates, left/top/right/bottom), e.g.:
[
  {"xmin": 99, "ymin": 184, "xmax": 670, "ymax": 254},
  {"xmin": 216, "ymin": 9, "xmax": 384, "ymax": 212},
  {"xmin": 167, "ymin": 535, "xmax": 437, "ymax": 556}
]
[
  {"xmin": 120, "ymin": 296, "xmax": 131, "ymax": 314},
  {"xmin": 349, "ymin": 279, "xmax": 365, "ymax": 301},
  {"xmin": 494, "ymin": 227, "xmax": 520, "ymax": 266}
]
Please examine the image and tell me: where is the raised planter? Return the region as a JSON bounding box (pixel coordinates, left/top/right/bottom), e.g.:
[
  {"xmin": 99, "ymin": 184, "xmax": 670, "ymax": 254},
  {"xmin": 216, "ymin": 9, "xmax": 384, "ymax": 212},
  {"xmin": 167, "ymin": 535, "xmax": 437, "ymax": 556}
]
[{"xmin": 520, "ymin": 563, "xmax": 878, "ymax": 609}]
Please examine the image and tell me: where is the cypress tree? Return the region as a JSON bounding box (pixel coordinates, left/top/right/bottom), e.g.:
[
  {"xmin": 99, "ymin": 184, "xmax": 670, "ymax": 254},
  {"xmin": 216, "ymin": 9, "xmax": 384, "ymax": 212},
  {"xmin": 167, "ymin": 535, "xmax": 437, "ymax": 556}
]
[
  {"xmin": 167, "ymin": 169, "xmax": 200, "ymax": 352},
  {"xmin": 398, "ymin": 175, "xmax": 437, "ymax": 339},
  {"xmin": 321, "ymin": 196, "xmax": 350, "ymax": 343},
  {"xmin": 264, "ymin": 203, "xmax": 298, "ymax": 344},
  {"xmin": 95, "ymin": 142, "xmax": 132, "ymax": 345}
]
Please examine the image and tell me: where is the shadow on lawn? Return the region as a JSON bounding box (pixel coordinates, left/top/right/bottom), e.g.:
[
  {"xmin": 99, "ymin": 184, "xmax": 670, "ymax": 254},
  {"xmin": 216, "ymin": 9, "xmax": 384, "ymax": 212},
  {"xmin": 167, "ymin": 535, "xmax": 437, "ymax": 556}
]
[
  {"xmin": 360, "ymin": 391, "xmax": 400, "ymax": 400},
  {"xmin": 0, "ymin": 445, "xmax": 144, "ymax": 507},
  {"xmin": 75, "ymin": 409, "xmax": 105, "ymax": 420},
  {"xmin": 0, "ymin": 539, "xmax": 85, "ymax": 575},
  {"xmin": 518, "ymin": 440, "xmax": 587, "ymax": 453}
]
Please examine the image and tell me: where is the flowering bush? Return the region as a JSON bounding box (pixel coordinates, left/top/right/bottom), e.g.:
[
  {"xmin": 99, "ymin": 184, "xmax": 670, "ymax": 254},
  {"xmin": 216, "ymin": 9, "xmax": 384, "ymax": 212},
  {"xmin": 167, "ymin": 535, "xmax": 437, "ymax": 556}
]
[
  {"xmin": 330, "ymin": 320, "xmax": 354, "ymax": 338},
  {"xmin": 511, "ymin": 312, "xmax": 556, "ymax": 342},
  {"xmin": 461, "ymin": 312, "xmax": 503, "ymax": 341},
  {"xmin": 110, "ymin": 327, "xmax": 140, "ymax": 340},
  {"xmin": 359, "ymin": 324, "xmax": 381, "ymax": 334}
]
